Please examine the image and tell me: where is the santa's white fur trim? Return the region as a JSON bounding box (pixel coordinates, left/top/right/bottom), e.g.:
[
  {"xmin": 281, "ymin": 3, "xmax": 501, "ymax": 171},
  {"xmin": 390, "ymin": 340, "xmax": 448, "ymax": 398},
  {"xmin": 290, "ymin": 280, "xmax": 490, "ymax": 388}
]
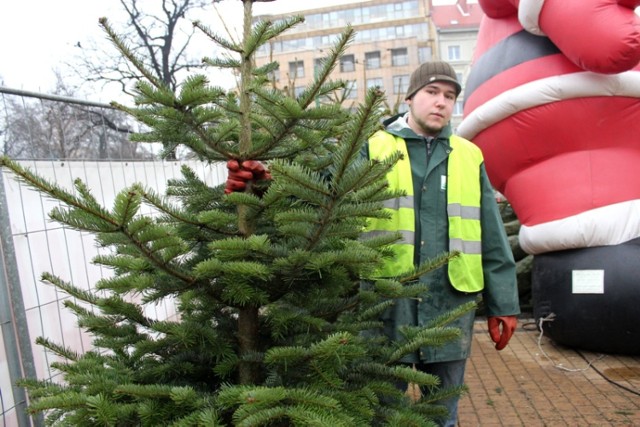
[
  {"xmin": 518, "ymin": 0, "xmax": 546, "ymax": 36},
  {"xmin": 520, "ymin": 200, "xmax": 640, "ymax": 254},
  {"xmin": 458, "ymin": 71, "xmax": 640, "ymax": 140}
]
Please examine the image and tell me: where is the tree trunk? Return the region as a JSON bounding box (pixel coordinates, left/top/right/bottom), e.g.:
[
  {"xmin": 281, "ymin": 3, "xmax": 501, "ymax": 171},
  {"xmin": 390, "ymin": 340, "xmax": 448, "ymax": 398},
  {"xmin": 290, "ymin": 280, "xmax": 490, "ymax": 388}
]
[{"xmin": 236, "ymin": 0, "xmax": 260, "ymax": 385}]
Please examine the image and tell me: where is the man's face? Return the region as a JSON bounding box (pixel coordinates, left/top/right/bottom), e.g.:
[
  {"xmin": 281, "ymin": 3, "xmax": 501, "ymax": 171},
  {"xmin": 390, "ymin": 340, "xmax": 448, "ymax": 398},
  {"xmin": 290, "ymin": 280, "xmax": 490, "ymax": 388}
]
[{"xmin": 406, "ymin": 81, "xmax": 457, "ymax": 137}]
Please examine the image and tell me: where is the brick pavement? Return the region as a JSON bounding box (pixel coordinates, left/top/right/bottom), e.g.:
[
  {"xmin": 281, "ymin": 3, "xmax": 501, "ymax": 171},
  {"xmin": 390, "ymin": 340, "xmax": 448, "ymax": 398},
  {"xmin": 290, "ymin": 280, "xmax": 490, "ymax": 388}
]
[{"xmin": 457, "ymin": 319, "xmax": 640, "ymax": 426}]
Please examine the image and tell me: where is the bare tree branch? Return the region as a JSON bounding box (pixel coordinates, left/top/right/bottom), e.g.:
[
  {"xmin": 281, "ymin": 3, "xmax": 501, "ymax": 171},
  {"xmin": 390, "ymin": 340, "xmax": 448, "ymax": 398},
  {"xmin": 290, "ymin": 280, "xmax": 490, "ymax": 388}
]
[
  {"xmin": 2, "ymin": 73, "xmax": 153, "ymax": 160},
  {"xmin": 71, "ymin": 0, "xmax": 212, "ymax": 96}
]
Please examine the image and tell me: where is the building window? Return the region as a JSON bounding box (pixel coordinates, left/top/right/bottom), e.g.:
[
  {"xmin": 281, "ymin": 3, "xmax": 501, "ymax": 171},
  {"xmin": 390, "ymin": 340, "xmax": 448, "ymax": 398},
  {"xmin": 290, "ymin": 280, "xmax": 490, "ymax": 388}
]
[
  {"xmin": 257, "ymin": 23, "xmax": 431, "ymax": 57},
  {"xmin": 453, "ymin": 100, "xmax": 464, "ymax": 116},
  {"xmin": 345, "ymin": 80, "xmax": 357, "ymax": 99},
  {"xmin": 393, "ymin": 75, "xmax": 410, "ymax": 94},
  {"xmin": 271, "ymin": 41, "xmax": 283, "ymax": 54},
  {"xmin": 296, "ymin": 1, "xmax": 420, "ymax": 32},
  {"xmin": 365, "ymin": 51, "xmax": 381, "ymax": 69},
  {"xmin": 391, "ymin": 48, "xmax": 409, "ymax": 67},
  {"xmin": 418, "ymin": 46, "xmax": 432, "ymax": 64},
  {"xmin": 314, "ymin": 58, "xmax": 326, "ymax": 76},
  {"xmin": 366, "ymin": 77, "xmax": 383, "ymax": 90},
  {"xmin": 267, "ymin": 64, "xmax": 280, "ymax": 83},
  {"xmin": 448, "ymin": 45, "xmax": 461, "ymax": 61},
  {"xmin": 340, "ymin": 54, "xmax": 356, "ymax": 72},
  {"xmin": 289, "ymin": 60, "xmax": 304, "ymax": 79},
  {"xmin": 294, "ymin": 86, "xmax": 305, "ymax": 98}
]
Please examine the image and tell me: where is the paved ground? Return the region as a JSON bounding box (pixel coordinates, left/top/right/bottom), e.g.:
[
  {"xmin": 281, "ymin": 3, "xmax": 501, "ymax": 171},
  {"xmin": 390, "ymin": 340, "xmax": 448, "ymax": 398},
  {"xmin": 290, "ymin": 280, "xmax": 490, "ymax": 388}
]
[{"xmin": 457, "ymin": 319, "xmax": 640, "ymax": 426}]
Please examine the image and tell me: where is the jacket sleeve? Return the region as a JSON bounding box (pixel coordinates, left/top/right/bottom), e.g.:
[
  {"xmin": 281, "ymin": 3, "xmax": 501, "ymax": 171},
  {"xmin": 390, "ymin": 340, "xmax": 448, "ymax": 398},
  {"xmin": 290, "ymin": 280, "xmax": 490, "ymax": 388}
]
[{"xmin": 479, "ymin": 163, "xmax": 521, "ymax": 316}]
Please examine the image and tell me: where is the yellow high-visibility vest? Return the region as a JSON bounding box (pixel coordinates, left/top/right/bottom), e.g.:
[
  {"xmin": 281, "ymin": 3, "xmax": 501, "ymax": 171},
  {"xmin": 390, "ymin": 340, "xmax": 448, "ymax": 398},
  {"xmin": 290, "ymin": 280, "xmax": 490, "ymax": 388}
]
[{"xmin": 364, "ymin": 130, "xmax": 485, "ymax": 292}]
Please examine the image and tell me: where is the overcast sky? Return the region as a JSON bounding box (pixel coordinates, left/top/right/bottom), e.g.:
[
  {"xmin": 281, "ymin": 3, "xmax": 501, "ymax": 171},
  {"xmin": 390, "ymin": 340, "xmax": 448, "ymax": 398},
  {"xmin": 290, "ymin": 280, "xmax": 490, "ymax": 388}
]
[{"xmin": 0, "ymin": 0, "xmax": 458, "ymax": 101}]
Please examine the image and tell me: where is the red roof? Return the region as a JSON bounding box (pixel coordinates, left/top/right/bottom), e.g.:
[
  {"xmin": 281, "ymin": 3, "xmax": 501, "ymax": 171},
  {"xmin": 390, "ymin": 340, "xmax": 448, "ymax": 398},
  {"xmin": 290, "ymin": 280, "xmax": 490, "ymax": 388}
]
[{"xmin": 431, "ymin": 1, "xmax": 484, "ymax": 30}]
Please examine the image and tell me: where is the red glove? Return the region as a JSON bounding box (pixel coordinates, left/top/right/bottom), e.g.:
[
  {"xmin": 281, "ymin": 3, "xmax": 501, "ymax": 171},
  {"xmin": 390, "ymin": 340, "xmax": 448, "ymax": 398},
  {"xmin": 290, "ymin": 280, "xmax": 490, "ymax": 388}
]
[
  {"xmin": 224, "ymin": 160, "xmax": 271, "ymax": 194},
  {"xmin": 488, "ymin": 316, "xmax": 517, "ymax": 351}
]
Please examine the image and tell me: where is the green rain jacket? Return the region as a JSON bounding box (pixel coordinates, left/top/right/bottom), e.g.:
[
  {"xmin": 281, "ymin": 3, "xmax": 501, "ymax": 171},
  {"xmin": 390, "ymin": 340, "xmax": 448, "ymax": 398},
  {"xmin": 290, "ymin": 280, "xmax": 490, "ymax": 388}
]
[{"xmin": 367, "ymin": 113, "xmax": 520, "ymax": 363}]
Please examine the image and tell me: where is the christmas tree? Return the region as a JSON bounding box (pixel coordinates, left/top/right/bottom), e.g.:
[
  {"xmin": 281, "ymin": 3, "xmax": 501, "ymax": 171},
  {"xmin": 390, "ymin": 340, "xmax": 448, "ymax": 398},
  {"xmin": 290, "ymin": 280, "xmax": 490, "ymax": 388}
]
[{"xmin": 6, "ymin": 1, "xmax": 474, "ymax": 425}]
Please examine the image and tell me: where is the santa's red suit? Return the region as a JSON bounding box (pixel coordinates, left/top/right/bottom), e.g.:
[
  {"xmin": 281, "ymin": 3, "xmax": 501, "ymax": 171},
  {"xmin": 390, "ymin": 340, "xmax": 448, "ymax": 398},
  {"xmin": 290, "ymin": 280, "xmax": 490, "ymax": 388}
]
[{"xmin": 459, "ymin": 0, "xmax": 640, "ymax": 354}]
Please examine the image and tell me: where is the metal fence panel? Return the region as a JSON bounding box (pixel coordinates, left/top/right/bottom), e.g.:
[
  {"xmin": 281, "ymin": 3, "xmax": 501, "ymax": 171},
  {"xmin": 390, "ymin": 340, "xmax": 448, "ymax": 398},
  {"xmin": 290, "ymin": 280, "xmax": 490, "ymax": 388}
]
[{"xmin": 0, "ymin": 159, "xmax": 226, "ymax": 426}]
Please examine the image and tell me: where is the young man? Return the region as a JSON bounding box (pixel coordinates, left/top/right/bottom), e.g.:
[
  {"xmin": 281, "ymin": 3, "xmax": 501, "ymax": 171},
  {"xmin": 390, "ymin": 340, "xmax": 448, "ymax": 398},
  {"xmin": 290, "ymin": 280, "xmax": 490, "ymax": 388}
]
[{"xmin": 364, "ymin": 60, "xmax": 519, "ymax": 426}]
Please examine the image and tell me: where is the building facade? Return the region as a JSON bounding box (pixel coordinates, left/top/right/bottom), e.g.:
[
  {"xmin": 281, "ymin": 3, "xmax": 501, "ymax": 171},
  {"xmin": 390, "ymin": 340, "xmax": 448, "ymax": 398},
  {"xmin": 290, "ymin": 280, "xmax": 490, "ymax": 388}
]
[
  {"xmin": 253, "ymin": 0, "xmax": 482, "ymax": 128},
  {"xmin": 430, "ymin": 0, "xmax": 483, "ymax": 129}
]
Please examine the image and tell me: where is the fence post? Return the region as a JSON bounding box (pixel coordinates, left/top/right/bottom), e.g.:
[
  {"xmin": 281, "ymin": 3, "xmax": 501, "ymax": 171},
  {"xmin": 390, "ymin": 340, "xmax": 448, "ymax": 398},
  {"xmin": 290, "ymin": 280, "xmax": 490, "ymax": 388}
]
[{"xmin": 0, "ymin": 169, "xmax": 40, "ymax": 427}]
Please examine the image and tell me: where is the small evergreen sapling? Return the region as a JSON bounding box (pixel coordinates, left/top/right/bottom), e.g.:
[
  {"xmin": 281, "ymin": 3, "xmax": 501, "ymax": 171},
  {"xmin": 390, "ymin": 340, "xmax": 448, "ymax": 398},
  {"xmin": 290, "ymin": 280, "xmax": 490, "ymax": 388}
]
[{"xmin": 5, "ymin": 1, "xmax": 474, "ymax": 425}]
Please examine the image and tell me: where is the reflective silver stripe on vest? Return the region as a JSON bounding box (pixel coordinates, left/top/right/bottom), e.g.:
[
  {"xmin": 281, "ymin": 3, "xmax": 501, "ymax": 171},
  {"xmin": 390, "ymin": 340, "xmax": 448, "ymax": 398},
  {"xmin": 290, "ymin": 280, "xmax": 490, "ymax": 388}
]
[
  {"xmin": 447, "ymin": 203, "xmax": 481, "ymax": 220},
  {"xmin": 382, "ymin": 196, "xmax": 414, "ymax": 210},
  {"xmin": 450, "ymin": 238, "xmax": 482, "ymax": 254},
  {"xmin": 361, "ymin": 229, "xmax": 414, "ymax": 245}
]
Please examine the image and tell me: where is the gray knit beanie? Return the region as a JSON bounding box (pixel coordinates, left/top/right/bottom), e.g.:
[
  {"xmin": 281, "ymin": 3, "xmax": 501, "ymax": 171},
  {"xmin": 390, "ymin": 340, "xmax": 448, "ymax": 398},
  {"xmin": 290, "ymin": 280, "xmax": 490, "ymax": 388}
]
[{"xmin": 405, "ymin": 61, "xmax": 461, "ymax": 100}]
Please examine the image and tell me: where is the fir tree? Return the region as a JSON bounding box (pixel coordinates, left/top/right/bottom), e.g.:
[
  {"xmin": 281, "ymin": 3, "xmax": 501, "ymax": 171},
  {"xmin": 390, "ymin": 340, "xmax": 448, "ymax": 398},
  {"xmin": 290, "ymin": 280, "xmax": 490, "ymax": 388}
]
[{"xmin": 5, "ymin": 1, "xmax": 474, "ymax": 425}]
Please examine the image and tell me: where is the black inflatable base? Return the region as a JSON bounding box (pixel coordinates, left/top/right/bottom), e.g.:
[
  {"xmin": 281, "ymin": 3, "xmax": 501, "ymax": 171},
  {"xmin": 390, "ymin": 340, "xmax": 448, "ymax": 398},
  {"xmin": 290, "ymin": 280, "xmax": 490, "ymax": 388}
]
[{"xmin": 532, "ymin": 238, "xmax": 640, "ymax": 355}]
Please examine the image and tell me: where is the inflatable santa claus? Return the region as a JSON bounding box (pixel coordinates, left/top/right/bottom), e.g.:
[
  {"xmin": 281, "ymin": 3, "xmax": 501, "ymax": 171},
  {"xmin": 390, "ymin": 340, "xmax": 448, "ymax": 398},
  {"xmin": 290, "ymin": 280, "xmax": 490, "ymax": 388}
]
[{"xmin": 458, "ymin": 0, "xmax": 640, "ymax": 354}]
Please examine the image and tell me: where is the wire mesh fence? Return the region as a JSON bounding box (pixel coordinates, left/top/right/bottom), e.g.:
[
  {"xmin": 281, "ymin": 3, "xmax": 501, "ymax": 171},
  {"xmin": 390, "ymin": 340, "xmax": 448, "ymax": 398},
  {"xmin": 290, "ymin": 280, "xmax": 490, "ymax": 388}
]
[
  {"xmin": 0, "ymin": 86, "xmax": 158, "ymax": 162},
  {"xmin": 0, "ymin": 87, "xmax": 227, "ymax": 426}
]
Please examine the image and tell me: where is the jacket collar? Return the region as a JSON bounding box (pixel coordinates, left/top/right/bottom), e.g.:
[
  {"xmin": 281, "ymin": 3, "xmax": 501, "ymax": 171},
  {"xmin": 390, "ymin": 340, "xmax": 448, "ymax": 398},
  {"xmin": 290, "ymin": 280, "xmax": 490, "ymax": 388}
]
[{"xmin": 383, "ymin": 113, "xmax": 452, "ymax": 145}]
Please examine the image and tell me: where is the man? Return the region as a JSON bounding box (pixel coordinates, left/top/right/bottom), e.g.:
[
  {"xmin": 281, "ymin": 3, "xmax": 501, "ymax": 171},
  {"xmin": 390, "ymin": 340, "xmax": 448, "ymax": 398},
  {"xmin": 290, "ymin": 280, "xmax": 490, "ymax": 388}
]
[
  {"xmin": 363, "ymin": 60, "xmax": 519, "ymax": 426},
  {"xmin": 225, "ymin": 61, "xmax": 520, "ymax": 426}
]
